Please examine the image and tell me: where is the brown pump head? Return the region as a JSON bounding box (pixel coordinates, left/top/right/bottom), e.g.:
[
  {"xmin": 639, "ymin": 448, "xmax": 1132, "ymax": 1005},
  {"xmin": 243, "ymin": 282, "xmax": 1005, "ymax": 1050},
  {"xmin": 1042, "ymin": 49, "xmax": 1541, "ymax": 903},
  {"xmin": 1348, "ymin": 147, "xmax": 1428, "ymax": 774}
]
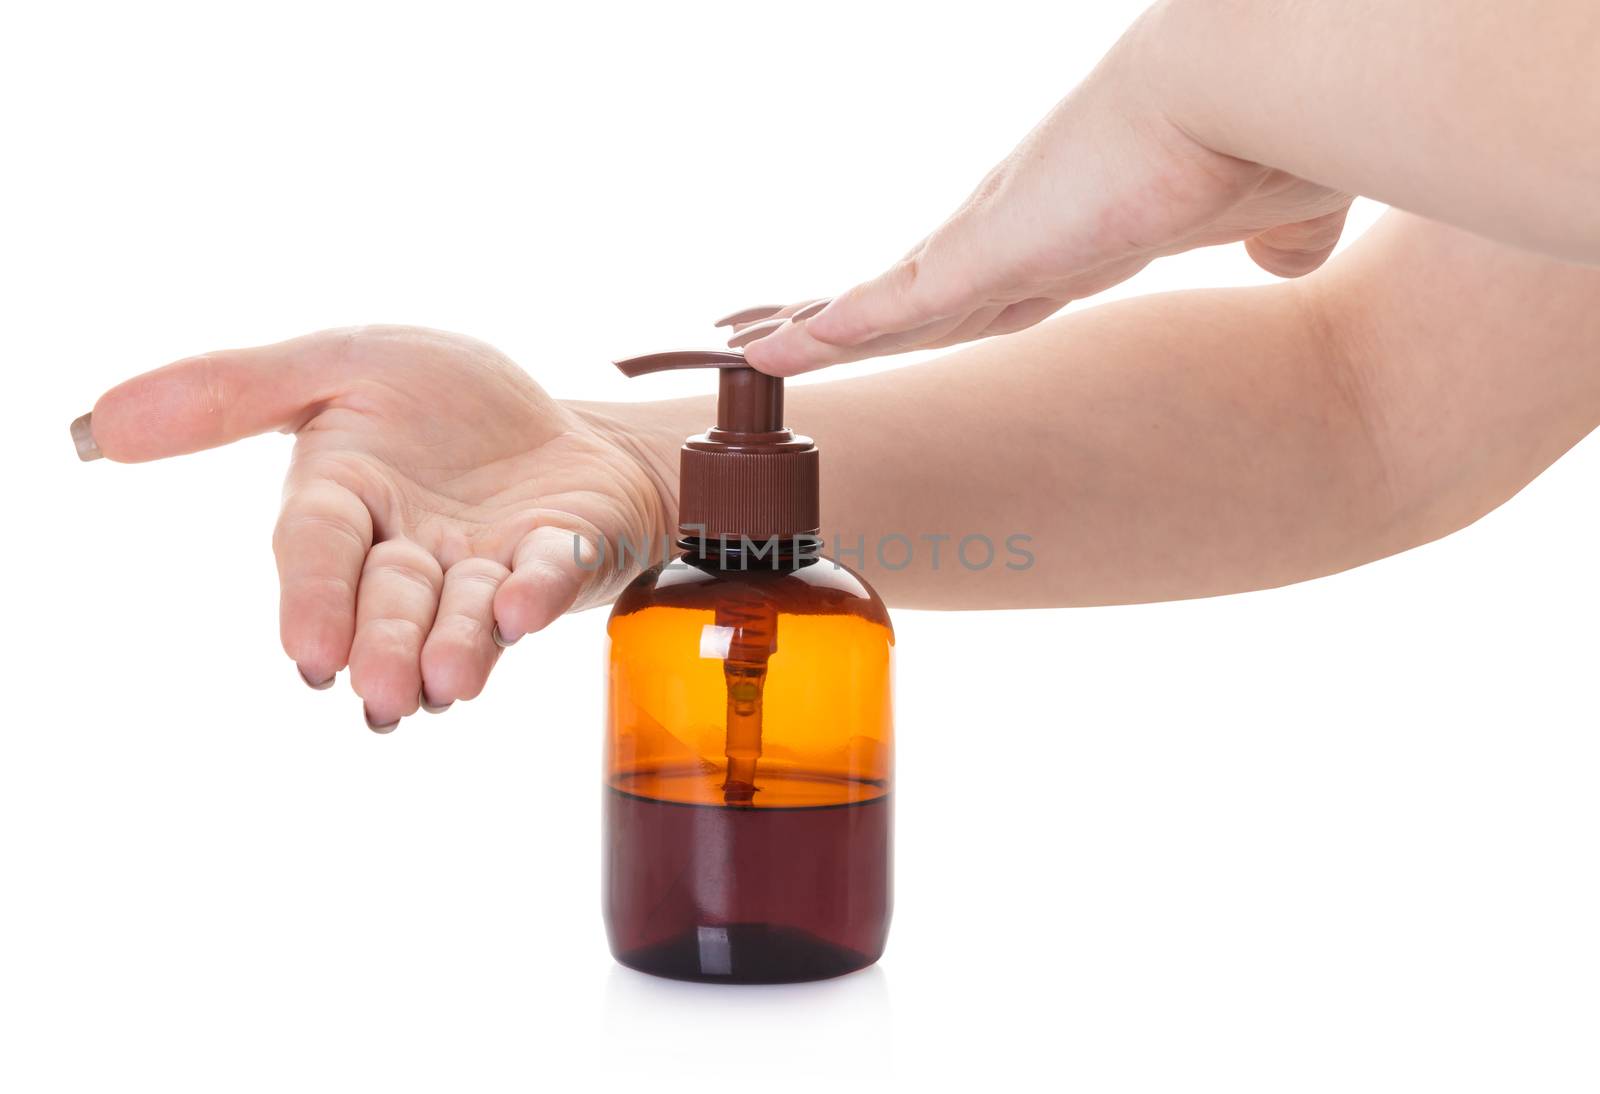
[{"xmin": 613, "ymin": 350, "xmax": 819, "ymax": 541}]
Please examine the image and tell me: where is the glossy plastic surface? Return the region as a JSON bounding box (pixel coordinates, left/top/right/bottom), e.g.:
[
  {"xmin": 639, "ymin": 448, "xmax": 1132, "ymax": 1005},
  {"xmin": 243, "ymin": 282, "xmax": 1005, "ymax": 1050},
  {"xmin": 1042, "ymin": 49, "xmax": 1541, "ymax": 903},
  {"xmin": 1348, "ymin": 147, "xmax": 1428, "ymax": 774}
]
[{"xmin": 603, "ymin": 555, "xmax": 894, "ymax": 982}]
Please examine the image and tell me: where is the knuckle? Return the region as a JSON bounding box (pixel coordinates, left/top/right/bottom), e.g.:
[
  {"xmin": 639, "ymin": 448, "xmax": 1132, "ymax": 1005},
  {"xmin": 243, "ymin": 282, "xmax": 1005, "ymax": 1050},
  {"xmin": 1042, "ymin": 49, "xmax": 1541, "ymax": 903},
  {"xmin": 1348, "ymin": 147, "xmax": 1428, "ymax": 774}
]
[
  {"xmin": 365, "ymin": 540, "xmax": 444, "ymax": 583},
  {"xmin": 357, "ymin": 618, "xmax": 429, "ymax": 657},
  {"xmin": 186, "ymin": 354, "xmax": 233, "ymax": 441},
  {"xmin": 368, "ymin": 563, "xmax": 443, "ymax": 599},
  {"xmin": 274, "ymin": 507, "xmax": 371, "ymax": 557},
  {"xmin": 284, "ymin": 571, "xmax": 359, "ymax": 609},
  {"xmin": 437, "ymin": 618, "xmax": 489, "ymax": 649},
  {"xmin": 516, "ymin": 556, "xmax": 576, "ymax": 592},
  {"xmin": 888, "ymin": 252, "xmax": 923, "ymax": 298},
  {"xmin": 422, "ymin": 627, "xmax": 487, "ymax": 667},
  {"xmin": 447, "ymin": 557, "xmax": 511, "ymax": 585},
  {"xmin": 887, "ymin": 243, "xmax": 965, "ymax": 320}
]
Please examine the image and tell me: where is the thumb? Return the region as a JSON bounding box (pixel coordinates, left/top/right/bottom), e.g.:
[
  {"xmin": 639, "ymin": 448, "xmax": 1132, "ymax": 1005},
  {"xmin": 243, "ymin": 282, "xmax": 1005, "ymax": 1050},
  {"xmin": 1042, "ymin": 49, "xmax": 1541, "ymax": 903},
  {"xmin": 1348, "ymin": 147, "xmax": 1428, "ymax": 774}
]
[
  {"xmin": 74, "ymin": 329, "xmax": 354, "ymax": 463},
  {"xmin": 1243, "ymin": 205, "xmax": 1353, "ymax": 279}
]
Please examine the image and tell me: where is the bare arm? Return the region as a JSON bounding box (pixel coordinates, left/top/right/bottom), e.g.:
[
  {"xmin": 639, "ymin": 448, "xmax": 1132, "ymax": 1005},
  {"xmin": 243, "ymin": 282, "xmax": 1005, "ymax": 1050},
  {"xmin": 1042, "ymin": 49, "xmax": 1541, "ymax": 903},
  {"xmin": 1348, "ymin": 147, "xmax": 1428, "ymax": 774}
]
[
  {"xmin": 78, "ymin": 216, "xmax": 1600, "ymax": 719},
  {"xmin": 737, "ymin": 1, "xmax": 1600, "ymax": 375},
  {"xmin": 1152, "ymin": 0, "xmax": 1600, "ymax": 263},
  {"xmin": 584, "ymin": 213, "xmax": 1600, "ymax": 608}
]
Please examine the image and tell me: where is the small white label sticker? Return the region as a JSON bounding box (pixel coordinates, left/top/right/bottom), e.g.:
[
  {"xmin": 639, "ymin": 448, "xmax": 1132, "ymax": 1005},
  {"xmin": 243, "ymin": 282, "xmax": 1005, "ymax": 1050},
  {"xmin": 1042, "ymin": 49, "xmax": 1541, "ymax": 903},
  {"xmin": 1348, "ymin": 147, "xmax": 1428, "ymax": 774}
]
[{"xmin": 699, "ymin": 624, "xmax": 735, "ymax": 660}]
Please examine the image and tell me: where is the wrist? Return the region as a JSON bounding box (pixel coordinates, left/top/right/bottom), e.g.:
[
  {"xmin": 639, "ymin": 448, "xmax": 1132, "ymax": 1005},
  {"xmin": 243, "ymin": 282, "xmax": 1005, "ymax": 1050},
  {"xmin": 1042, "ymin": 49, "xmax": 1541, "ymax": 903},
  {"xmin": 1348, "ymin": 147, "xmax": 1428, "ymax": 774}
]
[{"xmin": 568, "ymin": 397, "xmax": 704, "ymax": 547}]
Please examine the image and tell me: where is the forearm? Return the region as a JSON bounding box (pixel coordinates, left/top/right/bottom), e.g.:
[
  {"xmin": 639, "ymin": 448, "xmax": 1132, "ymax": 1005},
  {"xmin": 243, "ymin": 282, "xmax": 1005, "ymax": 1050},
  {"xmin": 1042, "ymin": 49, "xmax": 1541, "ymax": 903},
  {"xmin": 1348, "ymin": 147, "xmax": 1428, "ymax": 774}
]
[
  {"xmin": 1145, "ymin": 0, "xmax": 1600, "ymax": 262},
  {"xmin": 581, "ymin": 214, "xmax": 1600, "ymax": 611},
  {"xmin": 803, "ymin": 287, "xmax": 1400, "ymax": 608},
  {"xmin": 583, "ymin": 285, "xmax": 1394, "ymax": 609}
]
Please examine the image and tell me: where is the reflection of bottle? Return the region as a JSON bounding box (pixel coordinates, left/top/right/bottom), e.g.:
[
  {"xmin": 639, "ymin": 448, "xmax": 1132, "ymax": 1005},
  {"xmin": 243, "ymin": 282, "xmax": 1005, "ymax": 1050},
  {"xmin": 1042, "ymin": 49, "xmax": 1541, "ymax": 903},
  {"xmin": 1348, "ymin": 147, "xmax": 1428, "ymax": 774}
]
[{"xmin": 603, "ymin": 351, "xmax": 895, "ymax": 983}]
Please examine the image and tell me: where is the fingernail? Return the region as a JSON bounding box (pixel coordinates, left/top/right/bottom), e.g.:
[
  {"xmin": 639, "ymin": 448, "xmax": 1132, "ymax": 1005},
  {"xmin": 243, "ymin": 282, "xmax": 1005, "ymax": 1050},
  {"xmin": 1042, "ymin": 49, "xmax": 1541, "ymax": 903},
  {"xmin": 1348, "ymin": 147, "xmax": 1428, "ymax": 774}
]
[
  {"xmin": 492, "ymin": 624, "xmax": 521, "ymax": 649},
  {"xmin": 421, "ymin": 690, "xmax": 453, "ymax": 714},
  {"xmin": 364, "ymin": 706, "xmax": 399, "ymax": 734},
  {"xmin": 790, "ymin": 299, "xmax": 830, "ymax": 322},
  {"xmin": 299, "ymin": 666, "xmax": 335, "ymax": 691},
  {"xmin": 71, "ymin": 413, "xmax": 102, "ymax": 462},
  {"xmin": 713, "ymin": 304, "xmax": 784, "ymax": 328},
  {"xmin": 727, "ymin": 317, "xmax": 787, "ymax": 349}
]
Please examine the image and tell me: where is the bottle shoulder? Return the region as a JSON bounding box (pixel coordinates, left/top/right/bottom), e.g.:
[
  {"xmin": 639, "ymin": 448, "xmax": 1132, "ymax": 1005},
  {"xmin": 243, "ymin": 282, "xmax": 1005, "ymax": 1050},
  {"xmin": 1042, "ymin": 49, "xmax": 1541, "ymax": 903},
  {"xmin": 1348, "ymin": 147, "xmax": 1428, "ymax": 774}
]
[{"xmin": 611, "ymin": 554, "xmax": 892, "ymax": 631}]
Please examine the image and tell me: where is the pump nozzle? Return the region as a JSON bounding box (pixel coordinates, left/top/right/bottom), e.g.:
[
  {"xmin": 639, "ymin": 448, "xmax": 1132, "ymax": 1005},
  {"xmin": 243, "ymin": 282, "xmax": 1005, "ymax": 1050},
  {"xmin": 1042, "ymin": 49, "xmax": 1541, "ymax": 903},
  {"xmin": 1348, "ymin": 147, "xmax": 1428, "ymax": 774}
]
[
  {"xmin": 611, "ymin": 350, "xmax": 819, "ymax": 543},
  {"xmin": 614, "ymin": 350, "xmax": 786, "ymax": 436}
]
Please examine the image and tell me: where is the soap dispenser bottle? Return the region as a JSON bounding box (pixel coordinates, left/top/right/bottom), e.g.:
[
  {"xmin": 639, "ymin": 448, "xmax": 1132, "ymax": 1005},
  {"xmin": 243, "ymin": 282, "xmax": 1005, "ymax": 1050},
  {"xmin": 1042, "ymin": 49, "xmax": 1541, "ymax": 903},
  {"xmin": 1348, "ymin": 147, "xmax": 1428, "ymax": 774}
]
[{"xmin": 603, "ymin": 350, "xmax": 894, "ymax": 983}]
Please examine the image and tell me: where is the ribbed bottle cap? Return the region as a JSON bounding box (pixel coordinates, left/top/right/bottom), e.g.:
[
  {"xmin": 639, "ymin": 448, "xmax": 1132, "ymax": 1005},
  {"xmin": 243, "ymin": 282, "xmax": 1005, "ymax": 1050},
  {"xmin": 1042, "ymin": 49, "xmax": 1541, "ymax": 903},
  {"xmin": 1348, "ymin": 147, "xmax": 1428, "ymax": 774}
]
[
  {"xmin": 680, "ymin": 437, "xmax": 819, "ymax": 540},
  {"xmin": 612, "ymin": 350, "xmax": 820, "ymax": 542}
]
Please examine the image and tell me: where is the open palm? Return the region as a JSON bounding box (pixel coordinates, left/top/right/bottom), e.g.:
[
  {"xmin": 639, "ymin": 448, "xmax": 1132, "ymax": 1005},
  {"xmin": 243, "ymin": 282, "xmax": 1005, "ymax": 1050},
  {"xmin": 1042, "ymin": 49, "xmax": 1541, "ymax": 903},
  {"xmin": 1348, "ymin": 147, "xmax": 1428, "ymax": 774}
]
[{"xmin": 82, "ymin": 326, "xmax": 669, "ymax": 730}]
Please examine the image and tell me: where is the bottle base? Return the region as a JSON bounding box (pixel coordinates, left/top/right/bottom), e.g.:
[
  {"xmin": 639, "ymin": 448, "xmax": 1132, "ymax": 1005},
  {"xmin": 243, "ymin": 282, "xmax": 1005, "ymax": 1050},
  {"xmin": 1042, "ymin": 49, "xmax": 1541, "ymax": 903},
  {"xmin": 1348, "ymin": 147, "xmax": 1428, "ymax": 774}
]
[{"xmin": 612, "ymin": 923, "xmax": 879, "ymax": 984}]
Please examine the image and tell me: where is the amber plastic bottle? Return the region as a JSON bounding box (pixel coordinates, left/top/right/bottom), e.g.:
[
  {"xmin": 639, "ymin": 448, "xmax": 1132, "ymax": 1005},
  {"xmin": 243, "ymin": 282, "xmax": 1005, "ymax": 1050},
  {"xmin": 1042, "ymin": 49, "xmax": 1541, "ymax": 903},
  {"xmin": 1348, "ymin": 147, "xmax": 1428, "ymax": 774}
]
[{"xmin": 603, "ymin": 351, "xmax": 894, "ymax": 983}]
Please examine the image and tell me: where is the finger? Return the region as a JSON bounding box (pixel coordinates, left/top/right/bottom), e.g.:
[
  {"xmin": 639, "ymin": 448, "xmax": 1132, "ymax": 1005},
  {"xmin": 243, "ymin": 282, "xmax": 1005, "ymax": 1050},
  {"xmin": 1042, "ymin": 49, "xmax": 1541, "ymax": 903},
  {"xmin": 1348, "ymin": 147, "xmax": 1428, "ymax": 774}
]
[
  {"xmin": 273, "ymin": 480, "xmax": 374, "ymax": 687},
  {"xmin": 348, "ymin": 539, "xmax": 444, "ymax": 731},
  {"xmin": 713, "ymin": 304, "xmax": 786, "ymax": 328},
  {"xmin": 724, "ymin": 300, "xmax": 829, "ymax": 346},
  {"xmin": 727, "ymin": 298, "xmax": 830, "ymax": 335},
  {"xmin": 420, "ymin": 558, "xmax": 510, "ymax": 710},
  {"xmin": 493, "ymin": 526, "xmax": 593, "ymax": 646},
  {"xmin": 746, "ymin": 294, "xmax": 1059, "ymax": 372},
  {"xmin": 742, "ymin": 305, "xmax": 982, "ymax": 375},
  {"xmin": 743, "ymin": 250, "xmax": 991, "ymax": 375},
  {"xmin": 82, "ymin": 328, "xmax": 364, "ymax": 463},
  {"xmin": 840, "ymin": 308, "xmax": 991, "ymax": 358},
  {"xmin": 727, "ymin": 317, "xmax": 787, "ymax": 349},
  {"xmin": 1244, "ymin": 205, "xmax": 1352, "ymax": 278},
  {"xmin": 786, "ymin": 299, "xmax": 830, "ymax": 324},
  {"xmin": 752, "ymin": 212, "xmax": 1002, "ymax": 374},
  {"xmin": 741, "ymin": 317, "xmax": 858, "ymax": 374},
  {"xmin": 977, "ymin": 297, "xmax": 1068, "ymax": 339},
  {"xmin": 922, "ymin": 303, "xmax": 1010, "ymax": 349},
  {"xmin": 812, "ymin": 236, "xmax": 974, "ymax": 347},
  {"xmin": 740, "ymin": 273, "xmax": 938, "ymax": 374}
]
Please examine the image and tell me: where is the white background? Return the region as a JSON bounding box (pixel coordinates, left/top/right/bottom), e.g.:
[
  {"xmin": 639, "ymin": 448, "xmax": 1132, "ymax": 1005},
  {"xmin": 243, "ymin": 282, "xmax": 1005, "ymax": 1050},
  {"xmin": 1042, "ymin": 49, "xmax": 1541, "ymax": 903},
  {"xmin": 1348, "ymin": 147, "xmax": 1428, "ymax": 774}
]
[{"xmin": 3, "ymin": 2, "xmax": 1597, "ymax": 1090}]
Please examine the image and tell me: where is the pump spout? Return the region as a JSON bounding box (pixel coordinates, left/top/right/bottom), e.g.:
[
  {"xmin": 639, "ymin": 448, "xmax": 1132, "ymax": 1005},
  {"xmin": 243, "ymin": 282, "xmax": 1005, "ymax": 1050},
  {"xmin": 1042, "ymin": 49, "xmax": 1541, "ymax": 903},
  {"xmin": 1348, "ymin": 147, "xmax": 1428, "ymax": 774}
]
[{"xmin": 613, "ymin": 349, "xmax": 786, "ymax": 436}]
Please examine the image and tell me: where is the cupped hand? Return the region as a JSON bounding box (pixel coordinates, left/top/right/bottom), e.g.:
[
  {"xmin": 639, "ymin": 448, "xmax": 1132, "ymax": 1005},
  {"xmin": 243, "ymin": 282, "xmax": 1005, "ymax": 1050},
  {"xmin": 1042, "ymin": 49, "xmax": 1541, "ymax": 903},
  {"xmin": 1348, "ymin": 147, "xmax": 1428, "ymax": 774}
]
[
  {"xmin": 727, "ymin": 14, "xmax": 1352, "ymax": 375},
  {"xmin": 75, "ymin": 326, "xmax": 669, "ymax": 730}
]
